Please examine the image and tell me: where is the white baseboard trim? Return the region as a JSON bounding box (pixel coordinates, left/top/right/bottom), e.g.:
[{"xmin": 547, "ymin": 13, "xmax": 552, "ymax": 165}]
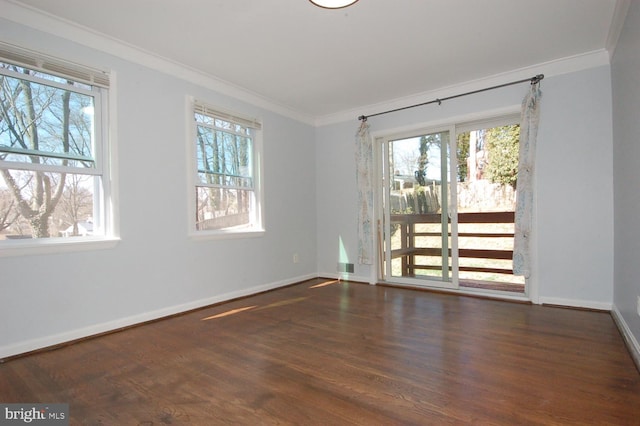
[
  {"xmin": 611, "ymin": 306, "xmax": 640, "ymax": 372},
  {"xmin": 538, "ymin": 296, "xmax": 612, "ymax": 311},
  {"xmin": 318, "ymin": 272, "xmax": 375, "ymax": 284},
  {"xmin": 0, "ymin": 273, "xmax": 318, "ymax": 360}
]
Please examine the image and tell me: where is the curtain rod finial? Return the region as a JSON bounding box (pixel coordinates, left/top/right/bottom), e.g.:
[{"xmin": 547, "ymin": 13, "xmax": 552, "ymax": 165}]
[
  {"xmin": 532, "ymin": 74, "xmax": 544, "ymax": 84},
  {"xmin": 358, "ymin": 115, "xmax": 367, "ymax": 122}
]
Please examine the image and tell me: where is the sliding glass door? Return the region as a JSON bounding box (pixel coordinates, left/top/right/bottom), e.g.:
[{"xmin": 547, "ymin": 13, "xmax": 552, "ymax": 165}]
[{"xmin": 380, "ymin": 128, "xmax": 458, "ymax": 289}]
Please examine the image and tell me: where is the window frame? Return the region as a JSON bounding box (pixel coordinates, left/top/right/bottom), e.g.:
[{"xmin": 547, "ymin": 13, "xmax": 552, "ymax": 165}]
[
  {"xmin": 374, "ymin": 108, "xmax": 526, "ymax": 291},
  {"xmin": 188, "ymin": 98, "xmax": 264, "ymax": 240},
  {"xmin": 0, "ymin": 66, "xmax": 103, "ymax": 175},
  {"xmin": 0, "ymin": 44, "xmax": 118, "ymax": 256}
]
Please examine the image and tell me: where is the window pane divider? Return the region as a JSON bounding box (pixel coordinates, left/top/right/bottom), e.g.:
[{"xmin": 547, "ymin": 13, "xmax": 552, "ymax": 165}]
[
  {"xmin": 0, "ymin": 146, "xmax": 95, "ymax": 163},
  {"xmin": 0, "ymin": 160, "xmax": 101, "ymax": 176},
  {"xmin": 197, "ymin": 170, "xmax": 251, "ymax": 180},
  {"xmin": 196, "ymin": 183, "xmax": 254, "ymax": 191}
]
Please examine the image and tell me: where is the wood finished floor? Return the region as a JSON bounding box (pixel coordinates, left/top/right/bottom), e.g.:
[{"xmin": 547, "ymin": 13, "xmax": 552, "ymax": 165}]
[{"xmin": 1, "ymin": 278, "xmax": 639, "ymax": 425}]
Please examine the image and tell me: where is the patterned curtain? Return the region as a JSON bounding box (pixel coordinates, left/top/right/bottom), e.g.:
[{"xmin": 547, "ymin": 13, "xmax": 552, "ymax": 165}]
[
  {"xmin": 356, "ymin": 120, "xmax": 373, "ymax": 265},
  {"xmin": 513, "ymin": 82, "xmax": 542, "ymax": 277}
]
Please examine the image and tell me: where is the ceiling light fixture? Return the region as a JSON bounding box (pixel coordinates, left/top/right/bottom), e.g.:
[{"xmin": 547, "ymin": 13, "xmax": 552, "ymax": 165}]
[{"xmin": 309, "ymin": 0, "xmax": 359, "ymax": 9}]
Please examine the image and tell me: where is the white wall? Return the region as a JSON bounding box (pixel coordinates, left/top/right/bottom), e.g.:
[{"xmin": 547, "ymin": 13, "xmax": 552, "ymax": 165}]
[
  {"xmin": 611, "ymin": 0, "xmax": 640, "ymax": 361},
  {"xmin": 0, "ymin": 20, "xmax": 318, "ymax": 358},
  {"xmin": 0, "ymin": 15, "xmax": 620, "ymax": 359},
  {"xmin": 535, "ymin": 68, "xmax": 614, "ymax": 308},
  {"xmin": 316, "ymin": 66, "xmax": 614, "ymax": 309}
]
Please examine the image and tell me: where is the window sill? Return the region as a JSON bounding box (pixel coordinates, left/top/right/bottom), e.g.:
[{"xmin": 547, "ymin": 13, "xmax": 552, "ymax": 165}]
[
  {"xmin": 189, "ymin": 228, "xmax": 265, "ymax": 241},
  {"xmin": 0, "ymin": 236, "xmax": 121, "ymax": 258}
]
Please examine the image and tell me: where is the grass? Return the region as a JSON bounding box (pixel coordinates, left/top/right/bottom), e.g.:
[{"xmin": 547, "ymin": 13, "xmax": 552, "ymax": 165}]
[{"xmin": 389, "ymin": 217, "xmax": 525, "ymax": 290}]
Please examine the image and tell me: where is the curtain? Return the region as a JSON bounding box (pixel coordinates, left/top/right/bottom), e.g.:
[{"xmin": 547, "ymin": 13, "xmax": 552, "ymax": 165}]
[
  {"xmin": 356, "ymin": 120, "xmax": 373, "ymax": 265},
  {"xmin": 513, "ymin": 82, "xmax": 542, "ymax": 277}
]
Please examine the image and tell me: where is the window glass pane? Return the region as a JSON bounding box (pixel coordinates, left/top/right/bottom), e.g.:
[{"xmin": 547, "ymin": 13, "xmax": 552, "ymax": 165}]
[
  {"xmin": 0, "ymin": 169, "xmax": 100, "ymax": 239},
  {"xmin": 214, "ymin": 118, "xmax": 231, "ymax": 130},
  {"xmin": 193, "ymin": 102, "xmax": 259, "ymax": 233},
  {"xmin": 195, "ymin": 126, "xmax": 253, "ymax": 185},
  {"xmin": 456, "ymin": 124, "xmax": 524, "ymax": 287},
  {"xmin": 0, "ymin": 55, "xmax": 108, "ymax": 243},
  {"xmin": 0, "ymin": 72, "xmax": 95, "ymax": 167},
  {"xmin": 388, "ymin": 131, "xmax": 451, "ymax": 281},
  {"xmin": 195, "ymin": 112, "xmax": 213, "ymax": 126},
  {"xmin": 196, "ymin": 186, "xmax": 253, "ymax": 230}
]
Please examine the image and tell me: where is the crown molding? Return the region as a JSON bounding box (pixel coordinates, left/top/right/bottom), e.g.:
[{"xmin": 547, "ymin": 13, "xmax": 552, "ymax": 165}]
[
  {"xmin": 606, "ymin": 0, "xmax": 631, "ymax": 60},
  {"xmin": 0, "ymin": 0, "xmax": 616, "ymax": 129},
  {"xmin": 315, "ymin": 49, "xmax": 611, "ymax": 127},
  {"xmin": 0, "ymin": 0, "xmax": 316, "ymax": 126}
]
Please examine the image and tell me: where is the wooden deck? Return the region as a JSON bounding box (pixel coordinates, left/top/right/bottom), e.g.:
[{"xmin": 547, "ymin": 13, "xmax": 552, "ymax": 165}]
[
  {"xmin": 1, "ymin": 278, "xmax": 639, "ymax": 424},
  {"xmin": 391, "ymin": 211, "xmax": 524, "ymax": 291}
]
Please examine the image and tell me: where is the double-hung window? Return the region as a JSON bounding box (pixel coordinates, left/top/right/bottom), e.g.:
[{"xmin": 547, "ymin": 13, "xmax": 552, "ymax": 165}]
[
  {"xmin": 192, "ymin": 102, "xmax": 263, "ymax": 235},
  {"xmin": 0, "ymin": 44, "xmax": 112, "ymax": 245}
]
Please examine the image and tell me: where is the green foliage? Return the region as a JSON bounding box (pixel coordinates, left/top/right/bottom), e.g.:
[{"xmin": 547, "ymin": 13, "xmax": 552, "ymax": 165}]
[
  {"xmin": 484, "ymin": 125, "xmax": 520, "ymax": 188},
  {"xmin": 457, "ymin": 132, "xmax": 470, "ymax": 182}
]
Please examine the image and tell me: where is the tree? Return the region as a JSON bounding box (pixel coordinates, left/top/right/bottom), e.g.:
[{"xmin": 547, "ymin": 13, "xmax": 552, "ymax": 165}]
[
  {"xmin": 484, "ymin": 125, "xmax": 520, "ymax": 188},
  {"xmin": 58, "ymin": 174, "xmax": 93, "ymax": 236},
  {"xmin": 0, "ymin": 189, "xmax": 19, "ymax": 232},
  {"xmin": 394, "ymin": 149, "xmax": 419, "ymax": 177},
  {"xmin": 196, "ymin": 124, "xmax": 219, "ymax": 223},
  {"xmin": 195, "ymin": 116, "xmax": 254, "ymax": 227},
  {"xmin": 0, "ymin": 67, "xmax": 73, "ymax": 237},
  {"xmin": 415, "ymin": 133, "xmax": 440, "ymax": 185},
  {"xmin": 233, "ymin": 132, "xmax": 250, "ymax": 214},
  {"xmin": 457, "ymin": 132, "xmax": 470, "ymax": 182}
]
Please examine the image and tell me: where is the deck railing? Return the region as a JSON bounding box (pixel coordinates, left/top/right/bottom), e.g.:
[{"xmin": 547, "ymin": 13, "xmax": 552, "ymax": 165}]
[{"xmin": 389, "ymin": 211, "xmax": 516, "ymax": 279}]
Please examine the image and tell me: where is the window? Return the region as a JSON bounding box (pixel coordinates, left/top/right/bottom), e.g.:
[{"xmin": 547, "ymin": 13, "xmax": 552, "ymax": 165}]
[
  {"xmin": 0, "ymin": 44, "xmax": 112, "ymax": 244},
  {"xmin": 192, "ymin": 102, "xmax": 263, "ymax": 235}
]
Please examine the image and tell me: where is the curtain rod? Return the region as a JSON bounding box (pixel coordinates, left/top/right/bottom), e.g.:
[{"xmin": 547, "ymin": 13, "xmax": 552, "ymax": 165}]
[{"xmin": 358, "ymin": 74, "xmax": 544, "ymax": 122}]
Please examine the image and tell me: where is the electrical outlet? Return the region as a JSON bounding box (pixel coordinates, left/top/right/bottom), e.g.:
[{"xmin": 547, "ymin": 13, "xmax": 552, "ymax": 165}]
[{"xmin": 293, "ymin": 253, "xmax": 299, "ymax": 264}]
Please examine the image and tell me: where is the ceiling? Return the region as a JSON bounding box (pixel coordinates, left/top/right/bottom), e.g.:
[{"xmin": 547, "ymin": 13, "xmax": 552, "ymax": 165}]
[{"xmin": 3, "ymin": 0, "xmax": 626, "ymax": 122}]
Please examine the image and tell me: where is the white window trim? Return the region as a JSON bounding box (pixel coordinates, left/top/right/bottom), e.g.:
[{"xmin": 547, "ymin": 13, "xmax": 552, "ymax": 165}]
[
  {"xmin": 0, "ymin": 236, "xmax": 120, "ymax": 258},
  {"xmin": 372, "ymin": 106, "xmax": 530, "ymax": 297},
  {"xmin": 186, "ymin": 97, "xmax": 265, "ymax": 240},
  {"xmin": 455, "ymin": 112, "xmax": 521, "ymax": 135},
  {"xmin": 0, "ymin": 44, "xmax": 119, "ymax": 255}
]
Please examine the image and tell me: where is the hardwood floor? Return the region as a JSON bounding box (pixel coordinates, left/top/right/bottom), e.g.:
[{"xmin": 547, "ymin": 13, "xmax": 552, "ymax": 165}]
[{"xmin": 1, "ymin": 278, "xmax": 639, "ymax": 425}]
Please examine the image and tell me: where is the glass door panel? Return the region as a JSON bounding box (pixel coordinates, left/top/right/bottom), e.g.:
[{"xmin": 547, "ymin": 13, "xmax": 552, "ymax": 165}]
[{"xmin": 382, "ymin": 129, "xmax": 457, "ymax": 289}]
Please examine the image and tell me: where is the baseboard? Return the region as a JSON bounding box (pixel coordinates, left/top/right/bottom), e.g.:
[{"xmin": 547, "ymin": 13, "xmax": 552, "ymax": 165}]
[
  {"xmin": 319, "ymin": 272, "xmax": 375, "ymax": 285},
  {"xmin": 0, "ymin": 273, "xmax": 317, "ymax": 360},
  {"xmin": 611, "ymin": 306, "xmax": 640, "ymax": 372},
  {"xmin": 538, "ymin": 296, "xmax": 612, "ymax": 311}
]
